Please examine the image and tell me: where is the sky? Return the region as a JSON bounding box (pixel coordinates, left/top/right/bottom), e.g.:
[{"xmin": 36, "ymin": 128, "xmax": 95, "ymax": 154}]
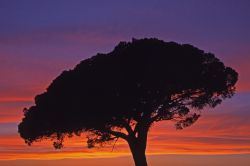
[{"xmin": 0, "ymin": 0, "xmax": 250, "ymax": 165}]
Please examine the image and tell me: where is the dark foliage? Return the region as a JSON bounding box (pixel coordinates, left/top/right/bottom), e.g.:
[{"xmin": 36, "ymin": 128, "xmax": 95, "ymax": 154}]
[{"xmin": 18, "ymin": 38, "xmax": 238, "ymax": 166}]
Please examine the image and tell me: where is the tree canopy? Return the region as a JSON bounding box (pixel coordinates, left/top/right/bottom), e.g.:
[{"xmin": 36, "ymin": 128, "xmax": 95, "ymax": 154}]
[{"xmin": 18, "ymin": 38, "xmax": 238, "ymax": 166}]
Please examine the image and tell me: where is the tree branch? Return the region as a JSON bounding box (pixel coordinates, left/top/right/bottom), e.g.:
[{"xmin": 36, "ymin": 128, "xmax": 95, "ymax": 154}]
[
  {"xmin": 124, "ymin": 121, "xmax": 135, "ymax": 136},
  {"xmin": 106, "ymin": 129, "xmax": 128, "ymax": 141},
  {"xmin": 111, "ymin": 137, "xmax": 119, "ymax": 152}
]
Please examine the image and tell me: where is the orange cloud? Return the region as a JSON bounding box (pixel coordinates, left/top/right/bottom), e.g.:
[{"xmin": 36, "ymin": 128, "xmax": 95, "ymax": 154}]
[
  {"xmin": 1, "ymin": 91, "xmax": 250, "ymax": 160},
  {"xmin": 1, "ymin": 107, "xmax": 250, "ymax": 160}
]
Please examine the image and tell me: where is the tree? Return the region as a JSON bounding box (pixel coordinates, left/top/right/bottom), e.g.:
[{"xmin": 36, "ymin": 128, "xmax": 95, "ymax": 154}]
[{"xmin": 18, "ymin": 38, "xmax": 238, "ymax": 166}]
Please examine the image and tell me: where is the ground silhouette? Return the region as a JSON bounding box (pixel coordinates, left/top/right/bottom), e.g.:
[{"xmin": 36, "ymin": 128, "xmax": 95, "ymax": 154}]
[{"xmin": 18, "ymin": 38, "xmax": 238, "ymax": 166}]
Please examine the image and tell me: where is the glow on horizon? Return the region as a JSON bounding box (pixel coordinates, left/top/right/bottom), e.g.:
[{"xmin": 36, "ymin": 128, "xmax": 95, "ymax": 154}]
[{"xmin": 1, "ymin": 104, "xmax": 250, "ymax": 160}]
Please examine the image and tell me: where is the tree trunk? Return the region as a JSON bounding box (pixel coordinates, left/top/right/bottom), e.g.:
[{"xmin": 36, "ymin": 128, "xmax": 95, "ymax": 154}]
[
  {"xmin": 128, "ymin": 128, "xmax": 148, "ymax": 166},
  {"xmin": 129, "ymin": 143, "xmax": 148, "ymax": 166}
]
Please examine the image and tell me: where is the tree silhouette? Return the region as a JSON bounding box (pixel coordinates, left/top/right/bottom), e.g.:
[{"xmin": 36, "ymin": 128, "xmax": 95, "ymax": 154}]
[{"xmin": 18, "ymin": 38, "xmax": 238, "ymax": 166}]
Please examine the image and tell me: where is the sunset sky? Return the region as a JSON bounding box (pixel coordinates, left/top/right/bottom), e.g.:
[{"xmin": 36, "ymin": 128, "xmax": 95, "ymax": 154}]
[{"xmin": 0, "ymin": 0, "xmax": 250, "ymax": 165}]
